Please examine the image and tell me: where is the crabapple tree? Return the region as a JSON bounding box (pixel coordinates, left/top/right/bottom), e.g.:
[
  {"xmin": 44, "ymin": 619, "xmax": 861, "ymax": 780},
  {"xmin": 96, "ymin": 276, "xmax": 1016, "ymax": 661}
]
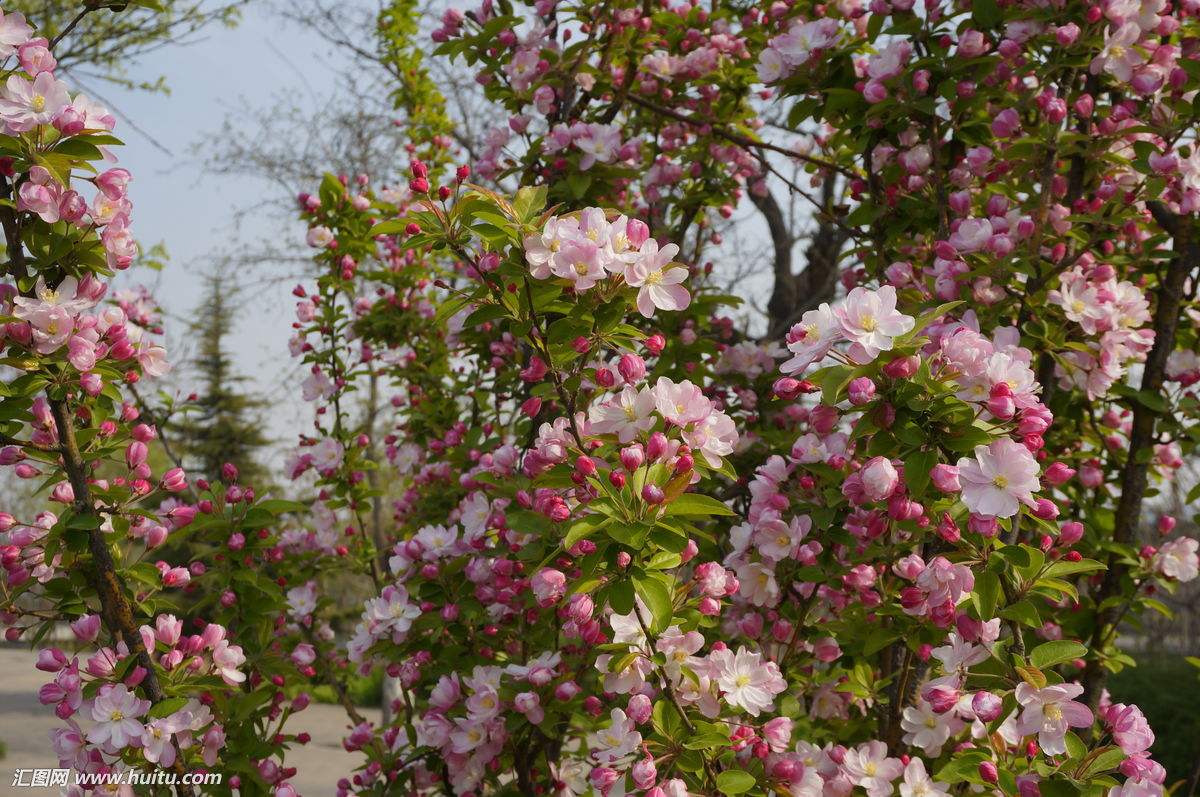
[{"xmin": 3, "ymin": 0, "xmax": 1200, "ymax": 796}]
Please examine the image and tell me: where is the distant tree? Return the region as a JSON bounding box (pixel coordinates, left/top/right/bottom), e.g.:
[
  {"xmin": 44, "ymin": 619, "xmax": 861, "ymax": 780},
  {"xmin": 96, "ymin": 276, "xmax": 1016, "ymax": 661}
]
[
  {"xmin": 174, "ymin": 272, "xmax": 270, "ymax": 485},
  {"xmin": 12, "ymin": 0, "xmax": 247, "ymax": 93}
]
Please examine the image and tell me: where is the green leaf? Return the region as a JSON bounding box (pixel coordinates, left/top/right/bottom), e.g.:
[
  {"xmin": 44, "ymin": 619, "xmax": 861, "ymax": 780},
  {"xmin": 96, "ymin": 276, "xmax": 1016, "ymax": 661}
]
[
  {"xmin": 1141, "ymin": 597, "xmax": 1173, "ymax": 618},
  {"xmin": 564, "ymin": 516, "xmax": 608, "ymax": 550},
  {"xmin": 1030, "ymin": 640, "xmax": 1088, "ymax": 669},
  {"xmin": 146, "ymin": 696, "xmax": 189, "ymax": 719},
  {"xmin": 935, "ymin": 750, "xmax": 989, "ymax": 783},
  {"xmin": 1044, "ymin": 559, "xmax": 1106, "ymax": 578},
  {"xmin": 254, "ymin": 499, "xmax": 308, "ymax": 515},
  {"xmin": 512, "ymin": 185, "xmax": 548, "ymax": 222},
  {"xmin": 1131, "ymin": 390, "xmax": 1169, "ymax": 413},
  {"xmin": 665, "ymin": 493, "xmax": 734, "ymax": 517},
  {"xmin": 904, "ymin": 450, "xmax": 937, "ymax": 497},
  {"xmin": 1080, "ymin": 746, "xmax": 1126, "ymax": 777},
  {"xmin": 999, "ymin": 599, "xmax": 1041, "ymax": 627},
  {"xmin": 863, "ymin": 626, "xmax": 901, "ymax": 656},
  {"xmin": 609, "ymin": 579, "xmax": 635, "ymax": 614},
  {"xmin": 973, "ymin": 571, "xmax": 1001, "ymax": 620},
  {"xmin": 566, "ymin": 173, "xmax": 591, "ymax": 199},
  {"xmin": 1015, "ymin": 665, "xmax": 1047, "ymax": 689},
  {"xmin": 810, "ymin": 363, "xmax": 864, "ymax": 405},
  {"xmin": 65, "ymin": 512, "xmax": 102, "ymax": 530},
  {"xmin": 715, "ymin": 770, "xmax": 757, "ymax": 795},
  {"xmin": 633, "ymin": 573, "xmax": 674, "ymax": 634},
  {"xmin": 652, "ymin": 699, "xmax": 685, "ymax": 739},
  {"xmin": 972, "ymin": 0, "xmax": 1002, "ymax": 27},
  {"xmin": 682, "ymin": 724, "xmax": 732, "ymax": 749},
  {"xmin": 903, "ymin": 301, "xmax": 964, "ymax": 340}
]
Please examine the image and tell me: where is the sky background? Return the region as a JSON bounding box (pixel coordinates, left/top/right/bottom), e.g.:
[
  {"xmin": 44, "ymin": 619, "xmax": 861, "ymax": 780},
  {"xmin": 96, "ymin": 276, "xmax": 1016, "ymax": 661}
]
[
  {"xmin": 96, "ymin": 2, "xmax": 366, "ymax": 451},
  {"xmin": 88, "ymin": 0, "xmax": 777, "ymax": 459}
]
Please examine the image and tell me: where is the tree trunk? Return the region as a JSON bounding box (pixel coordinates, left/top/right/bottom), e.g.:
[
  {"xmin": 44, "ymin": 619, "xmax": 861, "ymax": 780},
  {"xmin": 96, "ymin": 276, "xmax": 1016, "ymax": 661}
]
[{"xmin": 1080, "ymin": 205, "xmax": 1197, "ymax": 707}]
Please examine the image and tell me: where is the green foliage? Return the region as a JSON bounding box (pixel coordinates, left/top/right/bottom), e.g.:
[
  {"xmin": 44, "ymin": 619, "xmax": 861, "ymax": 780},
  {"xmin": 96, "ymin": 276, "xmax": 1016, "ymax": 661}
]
[
  {"xmin": 376, "ymin": 0, "xmax": 453, "ymax": 165},
  {"xmin": 1107, "ymin": 656, "xmax": 1200, "ymax": 783},
  {"xmin": 172, "ymin": 273, "xmax": 271, "ymax": 485}
]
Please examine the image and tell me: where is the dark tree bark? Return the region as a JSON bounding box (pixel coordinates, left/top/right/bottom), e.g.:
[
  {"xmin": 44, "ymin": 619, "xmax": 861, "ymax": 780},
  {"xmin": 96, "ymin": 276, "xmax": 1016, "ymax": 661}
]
[
  {"xmin": 1080, "ymin": 203, "xmax": 1198, "ymax": 707},
  {"xmin": 752, "ymin": 180, "xmax": 847, "ymax": 340}
]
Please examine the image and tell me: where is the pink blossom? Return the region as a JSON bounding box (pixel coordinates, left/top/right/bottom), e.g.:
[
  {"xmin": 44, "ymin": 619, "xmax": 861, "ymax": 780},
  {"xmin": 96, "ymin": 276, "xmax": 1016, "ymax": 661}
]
[
  {"xmin": 957, "ymin": 438, "xmax": 1041, "ymax": 518},
  {"xmin": 781, "ymin": 303, "xmax": 840, "ymax": 373},
  {"xmin": 843, "ymin": 740, "xmax": 904, "ymax": 797},
  {"xmin": 531, "ymin": 567, "xmax": 567, "ymax": 606},
  {"xmin": 624, "ymin": 239, "xmax": 690, "ymax": 318},
  {"xmin": 709, "ymin": 646, "xmax": 787, "ymax": 716},
  {"xmin": 551, "ymin": 239, "xmax": 606, "ymax": 291},
  {"xmin": 88, "ymin": 684, "xmax": 149, "ymax": 749},
  {"xmin": 0, "ymin": 10, "xmax": 33, "ymax": 58},
  {"xmin": 1153, "ymin": 537, "xmax": 1198, "ymax": 581},
  {"xmin": 1015, "ymin": 682, "xmax": 1094, "ymax": 756},
  {"xmin": 1091, "ymin": 23, "xmax": 1145, "ymax": 82},
  {"xmin": 1107, "ymin": 703, "xmax": 1155, "ymax": 754},
  {"xmin": 212, "ymin": 639, "xmax": 247, "ymax": 685},
  {"xmin": 0, "ymin": 72, "xmax": 70, "ymax": 132},
  {"xmin": 835, "ymin": 286, "xmax": 915, "ymax": 362},
  {"xmin": 653, "ymin": 377, "xmax": 711, "ymax": 427},
  {"xmin": 860, "ymin": 456, "xmax": 900, "ymax": 502}
]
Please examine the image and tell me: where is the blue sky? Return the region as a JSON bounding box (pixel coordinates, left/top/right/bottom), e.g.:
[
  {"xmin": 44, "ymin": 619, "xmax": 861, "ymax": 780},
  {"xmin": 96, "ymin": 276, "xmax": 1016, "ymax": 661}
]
[{"xmin": 96, "ymin": 3, "xmax": 360, "ymax": 447}]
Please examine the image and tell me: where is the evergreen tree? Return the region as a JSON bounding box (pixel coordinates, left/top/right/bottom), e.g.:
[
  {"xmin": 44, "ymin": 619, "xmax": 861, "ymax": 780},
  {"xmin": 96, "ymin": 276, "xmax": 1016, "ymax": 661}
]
[{"xmin": 176, "ymin": 273, "xmax": 270, "ymax": 486}]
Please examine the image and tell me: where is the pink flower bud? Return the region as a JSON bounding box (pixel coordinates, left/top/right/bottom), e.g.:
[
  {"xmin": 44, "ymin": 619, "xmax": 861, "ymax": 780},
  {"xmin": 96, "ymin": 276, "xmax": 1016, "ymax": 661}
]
[
  {"xmin": 1058, "ymin": 521, "xmax": 1085, "ymax": 546},
  {"xmin": 646, "ymin": 432, "xmax": 668, "ymax": 461},
  {"xmin": 627, "ymin": 693, "xmax": 653, "ymax": 724},
  {"xmin": 162, "ymin": 567, "xmax": 191, "ymax": 588},
  {"xmin": 641, "ymin": 484, "xmax": 665, "ymax": 505},
  {"xmin": 125, "ymin": 441, "xmax": 148, "ymax": 470},
  {"xmin": 555, "ymin": 681, "xmax": 581, "ymax": 701},
  {"xmin": 1043, "ymin": 462, "xmax": 1075, "ymax": 485},
  {"xmin": 883, "ymin": 355, "xmax": 920, "ymax": 379},
  {"xmin": 924, "ymin": 683, "xmax": 960, "ymax": 713},
  {"xmin": 810, "ymin": 404, "xmax": 839, "ymax": 434},
  {"xmin": 618, "ymin": 353, "xmax": 646, "ymax": 382},
  {"xmin": 620, "ymin": 444, "xmax": 644, "ymax": 471},
  {"xmin": 631, "ymin": 757, "xmax": 657, "ymax": 789},
  {"xmin": 680, "ymin": 539, "xmax": 698, "ymax": 563},
  {"xmin": 95, "ymin": 169, "xmax": 132, "ymax": 201},
  {"xmin": 161, "ymin": 467, "xmax": 188, "ymax": 493},
  {"xmin": 70, "ymin": 614, "xmax": 101, "ymax": 642},
  {"xmin": 520, "ymin": 397, "xmax": 542, "ymax": 417},
  {"xmin": 773, "ymin": 377, "xmax": 802, "ymax": 400},
  {"xmin": 1032, "ymin": 498, "xmax": 1059, "ymax": 520},
  {"xmin": 1055, "ymin": 22, "xmax": 1080, "ymax": 46},
  {"xmin": 987, "ymin": 393, "xmax": 1016, "ymax": 419},
  {"xmin": 860, "ymin": 456, "xmax": 900, "ymax": 502},
  {"xmin": 991, "ymin": 108, "xmax": 1021, "ymax": 138},
  {"xmin": 930, "ymin": 463, "xmax": 961, "ymax": 492},
  {"xmin": 590, "ymin": 767, "xmax": 618, "ymax": 791},
  {"xmin": 847, "ymin": 377, "xmax": 876, "ymax": 406},
  {"xmin": 36, "ymin": 648, "xmax": 68, "ymax": 672},
  {"xmin": 530, "ymin": 568, "xmax": 566, "ymax": 606},
  {"xmin": 972, "ymin": 691, "xmax": 1003, "ymax": 722}
]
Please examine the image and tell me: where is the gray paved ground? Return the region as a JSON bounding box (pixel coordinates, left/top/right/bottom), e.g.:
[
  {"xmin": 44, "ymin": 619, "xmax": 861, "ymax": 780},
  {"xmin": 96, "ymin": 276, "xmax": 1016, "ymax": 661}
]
[{"xmin": 0, "ymin": 646, "xmax": 379, "ymax": 796}]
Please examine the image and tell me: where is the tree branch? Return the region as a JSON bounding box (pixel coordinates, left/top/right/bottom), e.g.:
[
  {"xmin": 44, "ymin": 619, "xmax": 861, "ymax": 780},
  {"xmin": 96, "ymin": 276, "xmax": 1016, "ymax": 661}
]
[{"xmin": 48, "ymin": 397, "xmax": 197, "ymax": 797}]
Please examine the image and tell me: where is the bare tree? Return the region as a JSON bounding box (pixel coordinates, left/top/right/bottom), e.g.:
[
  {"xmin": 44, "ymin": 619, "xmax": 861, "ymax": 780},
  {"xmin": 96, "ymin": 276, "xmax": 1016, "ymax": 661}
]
[{"xmin": 14, "ymin": 0, "xmax": 248, "ymax": 93}]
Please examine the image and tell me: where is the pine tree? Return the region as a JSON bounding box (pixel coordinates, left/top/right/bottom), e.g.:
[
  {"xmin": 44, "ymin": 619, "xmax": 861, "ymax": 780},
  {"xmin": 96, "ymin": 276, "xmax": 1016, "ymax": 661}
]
[{"xmin": 176, "ymin": 273, "xmax": 270, "ymax": 486}]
